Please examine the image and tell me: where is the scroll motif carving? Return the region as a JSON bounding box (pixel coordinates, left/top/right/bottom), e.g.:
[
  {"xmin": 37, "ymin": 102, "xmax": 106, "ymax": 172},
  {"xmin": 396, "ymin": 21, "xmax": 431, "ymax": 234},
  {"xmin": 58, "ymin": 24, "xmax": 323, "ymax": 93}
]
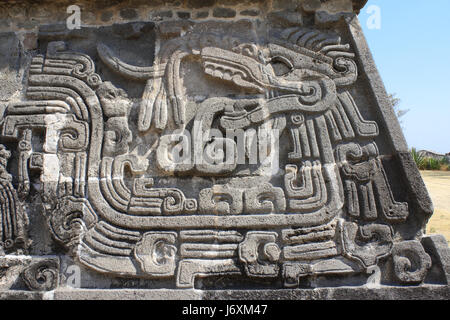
[
  {"xmin": 392, "ymin": 241, "xmax": 432, "ymax": 284},
  {"xmin": 339, "ymin": 220, "xmax": 393, "ymax": 268},
  {"xmin": 239, "ymin": 232, "xmax": 281, "ymax": 277},
  {"xmin": 21, "ymin": 259, "xmax": 59, "ymax": 292},
  {"xmin": 134, "ymin": 232, "xmax": 177, "ymax": 276},
  {"xmin": 49, "ymin": 196, "xmax": 97, "ymax": 246}
]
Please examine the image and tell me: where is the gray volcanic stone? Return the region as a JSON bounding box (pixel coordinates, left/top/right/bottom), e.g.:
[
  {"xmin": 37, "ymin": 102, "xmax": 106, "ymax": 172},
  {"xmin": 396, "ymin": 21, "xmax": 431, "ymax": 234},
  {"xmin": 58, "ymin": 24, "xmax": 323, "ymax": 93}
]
[
  {"xmin": 0, "ymin": 0, "xmax": 447, "ymax": 299},
  {"xmin": 93, "ymin": 0, "xmax": 124, "ymax": 10},
  {"xmin": 273, "ymin": 0, "xmax": 300, "ymax": 10},
  {"xmin": 268, "ymin": 10, "xmax": 303, "ymax": 26},
  {"xmin": 195, "ymin": 11, "xmax": 209, "ymax": 19},
  {"xmin": 150, "ymin": 11, "xmax": 173, "ymax": 20},
  {"xmin": 302, "ymin": 0, "xmax": 322, "ymax": 12},
  {"xmin": 186, "ymin": 0, "xmax": 216, "ymax": 9},
  {"xmin": 0, "ymin": 32, "xmax": 25, "ymax": 100},
  {"xmin": 120, "ymin": 8, "xmax": 138, "ymax": 20},
  {"xmin": 240, "ymin": 9, "xmax": 260, "ymax": 16},
  {"xmin": 101, "ymin": 11, "xmax": 114, "ymax": 22},
  {"xmin": 213, "ymin": 7, "xmax": 236, "ymax": 18},
  {"xmin": 176, "ymin": 12, "xmax": 191, "ymax": 19},
  {"xmin": 422, "ymin": 235, "xmax": 450, "ymax": 285},
  {"xmin": 0, "ymin": 286, "xmax": 447, "ymax": 300},
  {"xmin": 22, "ymin": 32, "xmax": 38, "ymax": 50},
  {"xmin": 315, "ymin": 10, "xmax": 354, "ymax": 27}
]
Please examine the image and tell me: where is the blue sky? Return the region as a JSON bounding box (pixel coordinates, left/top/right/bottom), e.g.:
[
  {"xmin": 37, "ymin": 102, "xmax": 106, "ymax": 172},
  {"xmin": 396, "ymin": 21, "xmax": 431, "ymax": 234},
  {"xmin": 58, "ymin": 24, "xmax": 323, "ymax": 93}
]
[{"xmin": 359, "ymin": 0, "xmax": 450, "ymax": 154}]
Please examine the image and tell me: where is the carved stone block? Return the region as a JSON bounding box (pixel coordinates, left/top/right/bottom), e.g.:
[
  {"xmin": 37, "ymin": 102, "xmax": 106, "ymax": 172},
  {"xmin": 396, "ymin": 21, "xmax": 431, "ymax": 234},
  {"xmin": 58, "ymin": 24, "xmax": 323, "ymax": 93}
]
[{"xmin": 0, "ymin": 0, "xmax": 448, "ymax": 298}]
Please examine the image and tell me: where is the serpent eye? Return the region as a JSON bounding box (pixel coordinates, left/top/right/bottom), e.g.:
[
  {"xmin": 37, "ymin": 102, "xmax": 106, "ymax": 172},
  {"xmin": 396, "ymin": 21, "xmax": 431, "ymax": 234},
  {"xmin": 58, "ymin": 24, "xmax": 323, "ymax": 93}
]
[{"xmin": 269, "ymin": 56, "xmax": 294, "ymax": 77}]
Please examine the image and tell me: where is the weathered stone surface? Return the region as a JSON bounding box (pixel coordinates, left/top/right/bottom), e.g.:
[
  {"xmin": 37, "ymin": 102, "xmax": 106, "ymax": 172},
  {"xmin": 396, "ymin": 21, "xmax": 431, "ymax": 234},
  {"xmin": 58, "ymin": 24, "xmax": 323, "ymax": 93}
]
[
  {"xmin": 240, "ymin": 9, "xmax": 260, "ymax": 17},
  {"xmin": 119, "ymin": 8, "xmax": 138, "ymax": 20},
  {"xmin": 268, "ymin": 10, "xmax": 303, "ymax": 27},
  {"xmin": 0, "ymin": 32, "xmax": 25, "ymax": 101},
  {"xmin": 0, "ymin": 256, "xmax": 60, "ymax": 291},
  {"xmin": 0, "ymin": 0, "xmax": 447, "ymax": 299},
  {"xmin": 0, "ymin": 291, "xmax": 45, "ymax": 300},
  {"xmin": 150, "ymin": 11, "xmax": 174, "ymax": 20},
  {"xmin": 212, "ymin": 7, "xmax": 237, "ymax": 18},
  {"xmin": 100, "ymin": 11, "xmax": 114, "ymax": 23},
  {"xmin": 195, "ymin": 11, "xmax": 209, "ymax": 19},
  {"xmin": 302, "ymin": 0, "xmax": 322, "ymax": 12},
  {"xmin": 186, "ymin": 0, "xmax": 216, "ymax": 9},
  {"xmin": 422, "ymin": 235, "xmax": 450, "ymax": 285},
  {"xmin": 0, "ymin": 286, "xmax": 448, "ymax": 300},
  {"xmin": 176, "ymin": 12, "xmax": 191, "ymax": 20},
  {"xmin": 315, "ymin": 11, "xmax": 354, "ymax": 27}
]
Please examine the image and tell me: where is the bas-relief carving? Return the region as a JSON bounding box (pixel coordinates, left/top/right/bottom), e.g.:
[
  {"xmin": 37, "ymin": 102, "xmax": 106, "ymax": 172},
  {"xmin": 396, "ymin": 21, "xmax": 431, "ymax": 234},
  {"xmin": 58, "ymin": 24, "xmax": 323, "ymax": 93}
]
[
  {"xmin": 0, "ymin": 19, "xmax": 441, "ymax": 290},
  {"xmin": 0, "ymin": 145, "xmax": 29, "ymax": 255}
]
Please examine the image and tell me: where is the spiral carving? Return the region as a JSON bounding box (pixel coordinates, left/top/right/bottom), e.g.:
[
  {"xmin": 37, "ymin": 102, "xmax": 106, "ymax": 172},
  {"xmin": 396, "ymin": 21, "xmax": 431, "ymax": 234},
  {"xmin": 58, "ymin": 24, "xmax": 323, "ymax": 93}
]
[
  {"xmin": 87, "ymin": 73, "xmax": 102, "ymax": 88},
  {"xmin": 332, "ymin": 57, "xmax": 358, "ymax": 86},
  {"xmin": 290, "ymin": 113, "xmax": 304, "ymax": 125},
  {"xmin": 298, "ymin": 81, "xmax": 322, "ymax": 105},
  {"xmin": 49, "ymin": 196, "xmax": 97, "ymax": 245},
  {"xmin": 163, "ymin": 190, "xmax": 184, "ymax": 213},
  {"xmin": 392, "ymin": 241, "xmax": 431, "ymax": 284},
  {"xmin": 22, "ymin": 259, "xmax": 59, "ymax": 291}
]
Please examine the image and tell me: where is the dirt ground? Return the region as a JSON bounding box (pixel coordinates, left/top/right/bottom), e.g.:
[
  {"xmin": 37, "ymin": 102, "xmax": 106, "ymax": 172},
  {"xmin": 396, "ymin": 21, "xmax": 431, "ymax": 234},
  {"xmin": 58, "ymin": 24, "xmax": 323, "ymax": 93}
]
[{"xmin": 420, "ymin": 171, "xmax": 450, "ymax": 243}]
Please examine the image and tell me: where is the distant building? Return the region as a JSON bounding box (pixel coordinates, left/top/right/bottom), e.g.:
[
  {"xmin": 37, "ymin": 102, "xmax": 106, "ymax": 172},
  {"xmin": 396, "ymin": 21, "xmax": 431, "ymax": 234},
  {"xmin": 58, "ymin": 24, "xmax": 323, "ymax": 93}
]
[{"xmin": 418, "ymin": 150, "xmax": 450, "ymax": 162}]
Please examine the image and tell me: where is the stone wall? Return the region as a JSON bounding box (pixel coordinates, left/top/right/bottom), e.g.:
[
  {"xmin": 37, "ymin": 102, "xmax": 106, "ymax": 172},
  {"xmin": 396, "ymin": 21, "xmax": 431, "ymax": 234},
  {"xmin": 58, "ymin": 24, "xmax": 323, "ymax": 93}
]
[
  {"xmin": 0, "ymin": 1, "xmax": 364, "ymax": 28},
  {"xmin": 0, "ymin": 0, "xmax": 448, "ymax": 299}
]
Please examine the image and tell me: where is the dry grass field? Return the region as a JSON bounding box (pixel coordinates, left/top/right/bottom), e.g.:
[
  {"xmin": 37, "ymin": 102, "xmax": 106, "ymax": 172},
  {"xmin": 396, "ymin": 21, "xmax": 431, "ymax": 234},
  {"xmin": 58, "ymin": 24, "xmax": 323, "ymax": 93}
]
[{"xmin": 421, "ymin": 171, "xmax": 450, "ymax": 243}]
